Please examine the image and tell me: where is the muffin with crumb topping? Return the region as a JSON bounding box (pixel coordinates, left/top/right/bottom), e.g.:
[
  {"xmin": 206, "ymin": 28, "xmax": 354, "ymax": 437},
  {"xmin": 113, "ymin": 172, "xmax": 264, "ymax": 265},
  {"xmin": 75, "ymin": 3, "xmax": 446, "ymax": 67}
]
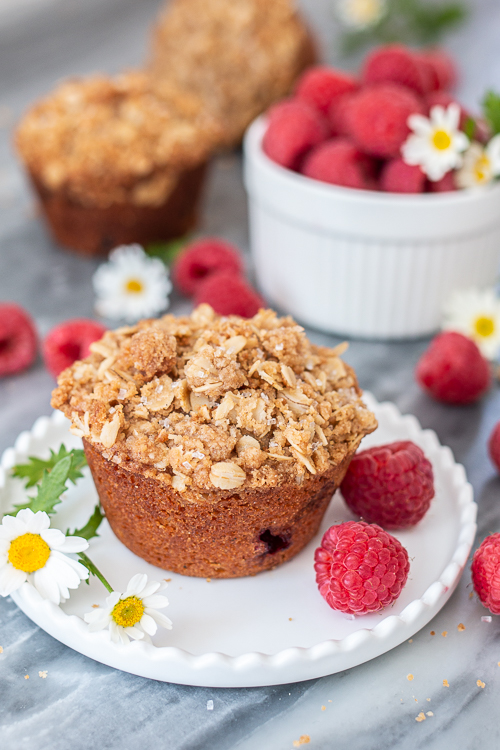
[
  {"xmin": 15, "ymin": 72, "xmax": 221, "ymax": 256},
  {"xmin": 51, "ymin": 305, "xmax": 377, "ymax": 578},
  {"xmin": 148, "ymin": 0, "xmax": 316, "ymax": 147}
]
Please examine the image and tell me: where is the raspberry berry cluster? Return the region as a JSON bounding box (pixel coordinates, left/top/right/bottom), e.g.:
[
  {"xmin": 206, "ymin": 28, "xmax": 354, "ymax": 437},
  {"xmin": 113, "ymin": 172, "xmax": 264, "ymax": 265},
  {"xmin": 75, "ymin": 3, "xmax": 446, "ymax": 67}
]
[{"xmin": 263, "ymin": 44, "xmax": 463, "ymax": 193}]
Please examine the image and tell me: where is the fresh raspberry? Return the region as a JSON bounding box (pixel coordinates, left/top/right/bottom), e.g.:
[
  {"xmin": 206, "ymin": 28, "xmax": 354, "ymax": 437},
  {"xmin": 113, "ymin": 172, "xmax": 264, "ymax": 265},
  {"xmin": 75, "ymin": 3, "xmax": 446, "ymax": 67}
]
[
  {"xmin": 416, "ymin": 331, "xmax": 491, "ymax": 405},
  {"xmin": 417, "ymin": 49, "xmax": 457, "ymax": 91},
  {"xmin": 327, "ymin": 91, "xmax": 357, "ymax": 137},
  {"xmin": 340, "ymin": 441, "xmax": 435, "ymax": 529},
  {"xmin": 295, "ymin": 66, "xmax": 359, "ymax": 114},
  {"xmin": 43, "ymin": 319, "xmax": 107, "ymax": 378},
  {"xmin": 301, "ymin": 139, "xmax": 376, "ymax": 190},
  {"xmin": 471, "ymin": 535, "xmax": 500, "ymax": 615},
  {"xmin": 380, "ymin": 158, "xmax": 426, "ymax": 193},
  {"xmin": 194, "ymin": 271, "xmax": 264, "ymax": 318},
  {"xmin": 348, "ymin": 84, "xmax": 424, "ymax": 158},
  {"xmin": 314, "ymin": 521, "xmax": 410, "ymax": 615},
  {"xmin": 172, "ymin": 238, "xmax": 244, "ymax": 297},
  {"xmin": 0, "ymin": 303, "xmax": 38, "ymax": 377},
  {"xmin": 488, "ymin": 421, "xmax": 500, "ymax": 473},
  {"xmin": 263, "ymin": 99, "xmax": 328, "ymax": 170},
  {"xmin": 427, "ymin": 171, "xmax": 457, "ymax": 192},
  {"xmin": 363, "ymin": 45, "xmax": 429, "ymax": 96}
]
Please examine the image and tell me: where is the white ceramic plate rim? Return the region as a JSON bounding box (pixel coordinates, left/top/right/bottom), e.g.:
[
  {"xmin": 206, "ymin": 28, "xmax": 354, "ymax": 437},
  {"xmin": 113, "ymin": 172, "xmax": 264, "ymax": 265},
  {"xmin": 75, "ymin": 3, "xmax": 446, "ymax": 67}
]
[{"xmin": 0, "ymin": 394, "xmax": 477, "ymax": 687}]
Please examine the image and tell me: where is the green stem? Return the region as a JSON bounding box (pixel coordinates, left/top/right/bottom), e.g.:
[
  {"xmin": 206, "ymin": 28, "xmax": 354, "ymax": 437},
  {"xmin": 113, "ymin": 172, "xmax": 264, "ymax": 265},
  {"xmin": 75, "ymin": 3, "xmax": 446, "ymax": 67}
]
[{"xmin": 78, "ymin": 552, "xmax": 114, "ymax": 593}]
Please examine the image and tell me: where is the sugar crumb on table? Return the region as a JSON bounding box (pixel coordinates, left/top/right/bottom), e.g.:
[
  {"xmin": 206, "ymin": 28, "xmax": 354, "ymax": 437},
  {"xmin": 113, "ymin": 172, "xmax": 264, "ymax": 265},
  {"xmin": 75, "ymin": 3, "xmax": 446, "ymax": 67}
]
[
  {"xmin": 415, "ymin": 712, "xmax": 426, "ymax": 722},
  {"xmin": 38, "ymin": 671, "xmax": 47, "ymax": 679},
  {"xmin": 293, "ymin": 737, "xmax": 310, "ymax": 747},
  {"xmin": 477, "ymin": 679, "xmax": 485, "ymax": 689},
  {"xmin": 430, "ymin": 631, "xmax": 435, "ymax": 636},
  {"xmin": 457, "ymin": 623, "xmax": 466, "ymax": 631},
  {"xmin": 443, "ymin": 679, "xmax": 449, "ymax": 687},
  {"xmin": 407, "ymin": 674, "xmax": 414, "ymax": 681},
  {"xmin": 441, "ymin": 631, "xmax": 448, "ymax": 637}
]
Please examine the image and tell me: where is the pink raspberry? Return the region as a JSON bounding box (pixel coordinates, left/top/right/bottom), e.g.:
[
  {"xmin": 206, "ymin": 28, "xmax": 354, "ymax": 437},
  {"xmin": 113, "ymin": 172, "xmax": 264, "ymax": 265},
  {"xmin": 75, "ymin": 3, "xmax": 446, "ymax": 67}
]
[
  {"xmin": 327, "ymin": 91, "xmax": 358, "ymax": 137},
  {"xmin": 296, "ymin": 66, "xmax": 359, "ymax": 114},
  {"xmin": 427, "ymin": 171, "xmax": 457, "ymax": 192},
  {"xmin": 301, "ymin": 138, "xmax": 376, "ymax": 190},
  {"xmin": 43, "ymin": 319, "xmax": 107, "ymax": 378},
  {"xmin": 0, "ymin": 303, "xmax": 38, "ymax": 377},
  {"xmin": 417, "ymin": 49, "xmax": 457, "ymax": 91},
  {"xmin": 340, "ymin": 441, "xmax": 434, "ymax": 529},
  {"xmin": 471, "ymin": 535, "xmax": 500, "ymax": 615},
  {"xmin": 263, "ymin": 99, "xmax": 328, "ymax": 170},
  {"xmin": 194, "ymin": 271, "xmax": 264, "ymax": 318},
  {"xmin": 173, "ymin": 238, "xmax": 244, "ymax": 297},
  {"xmin": 348, "ymin": 83, "xmax": 424, "ymax": 158},
  {"xmin": 380, "ymin": 158, "xmax": 426, "ymax": 193},
  {"xmin": 416, "ymin": 331, "xmax": 491, "ymax": 405},
  {"xmin": 314, "ymin": 521, "xmax": 410, "ymax": 615},
  {"xmin": 363, "ymin": 44, "xmax": 429, "ymax": 96},
  {"xmin": 488, "ymin": 421, "xmax": 500, "ymax": 473}
]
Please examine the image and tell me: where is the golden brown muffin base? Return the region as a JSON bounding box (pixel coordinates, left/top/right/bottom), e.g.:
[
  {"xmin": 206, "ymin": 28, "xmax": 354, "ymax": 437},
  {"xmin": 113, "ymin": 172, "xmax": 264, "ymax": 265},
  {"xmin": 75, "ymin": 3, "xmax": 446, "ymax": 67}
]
[
  {"xmin": 30, "ymin": 163, "xmax": 207, "ymax": 256},
  {"xmin": 84, "ymin": 439, "xmax": 355, "ymax": 578}
]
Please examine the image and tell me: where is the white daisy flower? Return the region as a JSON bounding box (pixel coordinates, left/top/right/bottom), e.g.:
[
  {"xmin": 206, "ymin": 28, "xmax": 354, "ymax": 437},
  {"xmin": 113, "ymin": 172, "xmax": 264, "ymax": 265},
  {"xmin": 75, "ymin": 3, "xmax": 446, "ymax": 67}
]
[
  {"xmin": 0, "ymin": 509, "xmax": 89, "ymax": 604},
  {"xmin": 443, "ymin": 288, "xmax": 500, "ymax": 360},
  {"xmin": 93, "ymin": 244, "xmax": 172, "ymax": 323},
  {"xmin": 456, "ymin": 136, "xmax": 500, "ymax": 189},
  {"xmin": 402, "ymin": 104, "xmax": 469, "ymax": 181},
  {"xmin": 336, "ymin": 0, "xmax": 387, "ymax": 29},
  {"xmin": 83, "ymin": 573, "xmax": 172, "ymax": 645}
]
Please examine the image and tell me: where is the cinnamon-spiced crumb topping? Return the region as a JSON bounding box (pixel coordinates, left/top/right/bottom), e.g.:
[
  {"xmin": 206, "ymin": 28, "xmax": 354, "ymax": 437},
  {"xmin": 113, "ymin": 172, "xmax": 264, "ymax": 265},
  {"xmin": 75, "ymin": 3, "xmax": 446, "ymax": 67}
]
[{"xmin": 51, "ymin": 305, "xmax": 377, "ymax": 493}]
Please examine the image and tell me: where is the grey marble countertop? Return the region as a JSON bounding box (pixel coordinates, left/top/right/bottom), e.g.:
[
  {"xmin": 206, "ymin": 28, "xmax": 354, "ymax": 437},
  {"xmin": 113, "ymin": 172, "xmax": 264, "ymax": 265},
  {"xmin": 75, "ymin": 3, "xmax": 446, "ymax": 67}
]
[{"xmin": 2, "ymin": 1, "xmax": 500, "ymax": 748}]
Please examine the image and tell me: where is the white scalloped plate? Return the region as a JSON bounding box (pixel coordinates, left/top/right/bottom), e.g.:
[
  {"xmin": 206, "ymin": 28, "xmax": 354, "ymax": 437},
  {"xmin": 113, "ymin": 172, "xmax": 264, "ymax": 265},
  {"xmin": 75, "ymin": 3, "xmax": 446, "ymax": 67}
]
[{"xmin": 0, "ymin": 394, "xmax": 476, "ymax": 687}]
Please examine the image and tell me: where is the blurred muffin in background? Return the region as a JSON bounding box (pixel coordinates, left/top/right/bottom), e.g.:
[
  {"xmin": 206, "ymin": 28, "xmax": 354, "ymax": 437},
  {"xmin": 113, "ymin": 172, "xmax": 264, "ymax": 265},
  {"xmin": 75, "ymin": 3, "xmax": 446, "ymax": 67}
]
[
  {"xmin": 148, "ymin": 0, "xmax": 316, "ymax": 147},
  {"xmin": 15, "ymin": 72, "xmax": 221, "ymax": 256}
]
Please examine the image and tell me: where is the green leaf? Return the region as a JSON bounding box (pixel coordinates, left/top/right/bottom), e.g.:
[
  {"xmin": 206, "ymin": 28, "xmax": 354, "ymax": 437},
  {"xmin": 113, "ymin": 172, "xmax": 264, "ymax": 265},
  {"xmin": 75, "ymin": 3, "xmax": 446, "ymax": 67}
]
[
  {"xmin": 12, "ymin": 445, "xmax": 87, "ymax": 489},
  {"xmin": 483, "ymin": 91, "xmax": 500, "ymax": 136},
  {"xmin": 67, "ymin": 505, "xmax": 105, "ymax": 542},
  {"xmin": 13, "ymin": 455, "xmax": 73, "ymax": 516},
  {"xmin": 463, "ymin": 117, "xmax": 477, "ymax": 141},
  {"xmin": 78, "ymin": 551, "xmax": 113, "ymax": 593},
  {"xmin": 145, "ymin": 237, "xmax": 188, "ymax": 266}
]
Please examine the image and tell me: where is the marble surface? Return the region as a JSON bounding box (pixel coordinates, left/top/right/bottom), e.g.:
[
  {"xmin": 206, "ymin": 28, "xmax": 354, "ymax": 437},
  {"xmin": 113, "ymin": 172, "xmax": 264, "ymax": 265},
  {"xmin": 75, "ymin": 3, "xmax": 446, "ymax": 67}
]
[{"xmin": 2, "ymin": 0, "xmax": 500, "ymax": 748}]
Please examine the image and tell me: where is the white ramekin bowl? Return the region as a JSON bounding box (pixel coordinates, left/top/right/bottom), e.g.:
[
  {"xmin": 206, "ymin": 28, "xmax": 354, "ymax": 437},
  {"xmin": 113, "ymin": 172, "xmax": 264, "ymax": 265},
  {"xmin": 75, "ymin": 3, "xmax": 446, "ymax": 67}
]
[{"xmin": 243, "ymin": 117, "xmax": 500, "ymax": 339}]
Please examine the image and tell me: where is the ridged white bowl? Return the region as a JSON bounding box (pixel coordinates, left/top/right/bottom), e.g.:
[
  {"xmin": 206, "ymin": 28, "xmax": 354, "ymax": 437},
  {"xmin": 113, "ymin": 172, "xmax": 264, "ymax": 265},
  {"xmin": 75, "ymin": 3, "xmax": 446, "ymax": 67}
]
[
  {"xmin": 244, "ymin": 117, "xmax": 500, "ymax": 339},
  {"xmin": 0, "ymin": 396, "xmax": 476, "ymax": 687}
]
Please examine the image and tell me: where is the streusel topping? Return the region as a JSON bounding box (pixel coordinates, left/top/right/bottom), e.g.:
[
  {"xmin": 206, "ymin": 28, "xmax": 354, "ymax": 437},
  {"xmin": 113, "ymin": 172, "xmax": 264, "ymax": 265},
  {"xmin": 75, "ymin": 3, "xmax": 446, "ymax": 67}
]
[
  {"xmin": 149, "ymin": 0, "xmax": 313, "ymax": 146},
  {"xmin": 51, "ymin": 305, "xmax": 377, "ymax": 494},
  {"xmin": 16, "ymin": 72, "xmax": 221, "ymax": 208}
]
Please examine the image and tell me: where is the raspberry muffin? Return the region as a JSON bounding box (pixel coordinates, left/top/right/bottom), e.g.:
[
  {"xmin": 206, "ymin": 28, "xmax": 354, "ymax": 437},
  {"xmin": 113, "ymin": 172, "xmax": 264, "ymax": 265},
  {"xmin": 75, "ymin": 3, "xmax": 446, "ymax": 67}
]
[
  {"xmin": 149, "ymin": 0, "xmax": 316, "ymax": 147},
  {"xmin": 15, "ymin": 72, "xmax": 221, "ymax": 256},
  {"xmin": 51, "ymin": 305, "xmax": 377, "ymax": 578}
]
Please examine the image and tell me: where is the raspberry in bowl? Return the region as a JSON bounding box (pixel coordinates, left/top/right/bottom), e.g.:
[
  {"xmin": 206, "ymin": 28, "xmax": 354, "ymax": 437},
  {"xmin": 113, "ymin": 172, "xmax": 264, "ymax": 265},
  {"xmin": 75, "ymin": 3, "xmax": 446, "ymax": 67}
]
[{"xmin": 243, "ymin": 45, "xmax": 500, "ymax": 339}]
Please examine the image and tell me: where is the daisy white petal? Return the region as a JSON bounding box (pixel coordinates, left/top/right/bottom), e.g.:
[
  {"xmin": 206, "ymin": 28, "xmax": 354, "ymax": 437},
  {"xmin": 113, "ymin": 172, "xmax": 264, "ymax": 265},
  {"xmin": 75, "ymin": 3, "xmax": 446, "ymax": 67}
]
[
  {"xmin": 93, "ymin": 244, "xmax": 172, "ymax": 323},
  {"xmin": 443, "ymin": 287, "xmax": 500, "ymax": 359},
  {"xmin": 336, "ymin": 0, "xmax": 387, "ymax": 29},
  {"xmin": 123, "ymin": 573, "xmax": 148, "ymax": 598},
  {"xmin": 124, "ymin": 626, "xmax": 145, "ymax": 641},
  {"xmin": 486, "ymin": 134, "xmax": 500, "ymax": 175},
  {"xmin": 0, "ymin": 514, "xmax": 27, "ymax": 539},
  {"xmin": 0, "ymin": 564, "xmax": 27, "ymax": 596},
  {"xmin": 142, "ymin": 594, "xmax": 169, "ymax": 609},
  {"xmin": 402, "ymin": 103, "xmax": 469, "ymax": 181},
  {"xmin": 145, "ymin": 609, "xmax": 173, "ymax": 630},
  {"xmin": 50, "ymin": 535, "xmax": 89, "ymax": 554},
  {"xmin": 139, "ymin": 613, "xmax": 158, "ymax": 636},
  {"xmin": 33, "ymin": 567, "xmax": 61, "ymax": 604},
  {"xmin": 40, "ymin": 528, "xmax": 68, "ymax": 548},
  {"xmin": 139, "ymin": 581, "xmax": 162, "ymax": 599}
]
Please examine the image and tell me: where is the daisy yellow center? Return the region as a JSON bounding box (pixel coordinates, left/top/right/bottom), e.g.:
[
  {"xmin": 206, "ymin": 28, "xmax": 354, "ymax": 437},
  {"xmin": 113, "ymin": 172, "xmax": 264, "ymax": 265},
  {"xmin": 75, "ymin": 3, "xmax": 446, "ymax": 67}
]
[
  {"xmin": 432, "ymin": 130, "xmax": 452, "ymax": 151},
  {"xmin": 347, "ymin": 0, "xmax": 382, "ymax": 23},
  {"xmin": 474, "ymin": 155, "xmax": 491, "ymax": 183},
  {"xmin": 474, "ymin": 315, "xmax": 495, "ymax": 338},
  {"xmin": 125, "ymin": 278, "xmax": 144, "ymax": 294},
  {"xmin": 111, "ymin": 596, "xmax": 144, "ymax": 627},
  {"xmin": 8, "ymin": 533, "xmax": 50, "ymax": 573}
]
